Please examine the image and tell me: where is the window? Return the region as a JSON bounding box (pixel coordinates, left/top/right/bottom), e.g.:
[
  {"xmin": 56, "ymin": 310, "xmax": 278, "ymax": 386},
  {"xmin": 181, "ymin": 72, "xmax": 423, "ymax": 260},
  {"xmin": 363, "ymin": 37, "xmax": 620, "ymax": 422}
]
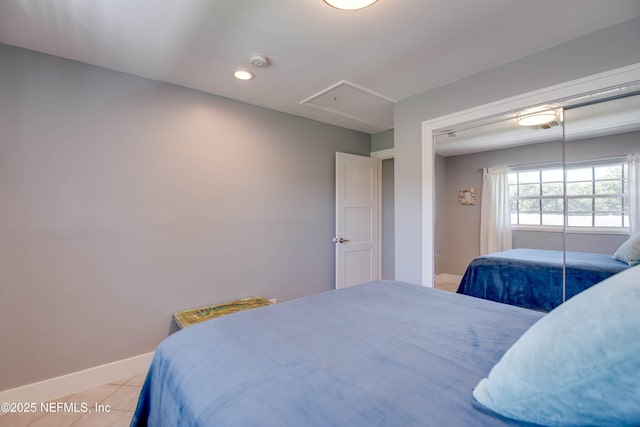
[{"xmin": 508, "ymin": 160, "xmax": 629, "ymax": 230}]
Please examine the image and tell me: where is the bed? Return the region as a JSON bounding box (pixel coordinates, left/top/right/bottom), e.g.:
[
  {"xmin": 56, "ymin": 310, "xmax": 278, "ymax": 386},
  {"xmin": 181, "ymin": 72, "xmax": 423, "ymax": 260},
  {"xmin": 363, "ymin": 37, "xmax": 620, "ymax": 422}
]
[
  {"xmin": 456, "ymin": 248, "xmax": 629, "ymax": 311},
  {"xmin": 132, "ymin": 280, "xmax": 544, "ymax": 426}
]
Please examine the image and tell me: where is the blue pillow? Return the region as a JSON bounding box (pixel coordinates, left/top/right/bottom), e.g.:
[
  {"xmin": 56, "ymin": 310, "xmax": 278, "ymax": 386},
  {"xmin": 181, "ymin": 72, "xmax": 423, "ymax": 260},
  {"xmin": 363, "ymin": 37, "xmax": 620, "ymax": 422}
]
[
  {"xmin": 612, "ymin": 233, "xmax": 640, "ymax": 266},
  {"xmin": 473, "ymin": 265, "xmax": 640, "ymax": 426}
]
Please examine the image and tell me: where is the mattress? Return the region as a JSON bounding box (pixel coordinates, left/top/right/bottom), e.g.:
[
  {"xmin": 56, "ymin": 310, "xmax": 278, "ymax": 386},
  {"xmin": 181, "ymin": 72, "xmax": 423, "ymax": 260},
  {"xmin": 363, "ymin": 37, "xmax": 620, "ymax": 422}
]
[
  {"xmin": 457, "ymin": 248, "xmax": 628, "ymax": 311},
  {"xmin": 132, "ymin": 280, "xmax": 544, "ymax": 426}
]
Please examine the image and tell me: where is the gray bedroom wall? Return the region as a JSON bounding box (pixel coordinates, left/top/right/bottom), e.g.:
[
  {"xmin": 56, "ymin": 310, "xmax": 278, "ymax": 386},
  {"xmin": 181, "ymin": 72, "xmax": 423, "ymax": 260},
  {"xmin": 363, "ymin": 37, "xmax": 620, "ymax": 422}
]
[
  {"xmin": 0, "ymin": 43, "xmax": 370, "ymax": 391},
  {"xmin": 438, "ymin": 131, "xmax": 639, "ymax": 276},
  {"xmin": 395, "ymin": 17, "xmax": 640, "ymax": 285},
  {"xmin": 381, "ymin": 158, "xmax": 395, "ymax": 279},
  {"xmin": 372, "ymin": 129, "xmax": 395, "ymax": 280},
  {"xmin": 434, "ymin": 155, "xmax": 448, "ymax": 275},
  {"xmin": 371, "ymin": 129, "xmax": 394, "ymax": 151}
]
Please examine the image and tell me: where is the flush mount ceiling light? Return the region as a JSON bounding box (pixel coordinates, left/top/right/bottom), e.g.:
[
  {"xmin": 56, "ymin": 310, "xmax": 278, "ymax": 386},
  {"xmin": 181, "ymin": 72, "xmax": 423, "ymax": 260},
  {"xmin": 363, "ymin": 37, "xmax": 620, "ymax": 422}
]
[
  {"xmin": 233, "ymin": 70, "xmax": 255, "ymax": 81},
  {"xmin": 323, "ymin": 0, "xmax": 378, "ymax": 10},
  {"xmin": 517, "ymin": 110, "xmax": 557, "ymax": 127}
]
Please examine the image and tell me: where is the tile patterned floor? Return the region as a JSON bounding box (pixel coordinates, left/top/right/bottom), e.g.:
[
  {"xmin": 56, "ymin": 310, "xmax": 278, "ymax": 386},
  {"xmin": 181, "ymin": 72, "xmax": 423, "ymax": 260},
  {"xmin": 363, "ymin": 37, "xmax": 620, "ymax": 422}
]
[
  {"xmin": 435, "ymin": 281, "xmax": 459, "ymax": 292},
  {"xmin": 0, "ymin": 373, "xmax": 145, "ymax": 427}
]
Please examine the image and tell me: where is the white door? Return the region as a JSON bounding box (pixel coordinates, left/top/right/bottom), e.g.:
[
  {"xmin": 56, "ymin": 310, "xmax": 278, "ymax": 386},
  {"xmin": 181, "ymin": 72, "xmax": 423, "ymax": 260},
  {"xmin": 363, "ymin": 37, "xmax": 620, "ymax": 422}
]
[{"xmin": 335, "ymin": 152, "xmax": 379, "ymax": 288}]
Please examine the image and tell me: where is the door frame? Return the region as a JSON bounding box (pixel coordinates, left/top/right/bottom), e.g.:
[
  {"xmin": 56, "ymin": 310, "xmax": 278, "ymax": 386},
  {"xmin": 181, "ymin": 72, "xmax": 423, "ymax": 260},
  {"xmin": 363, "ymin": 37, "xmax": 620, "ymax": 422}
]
[{"xmin": 371, "ymin": 148, "xmax": 395, "ymax": 281}]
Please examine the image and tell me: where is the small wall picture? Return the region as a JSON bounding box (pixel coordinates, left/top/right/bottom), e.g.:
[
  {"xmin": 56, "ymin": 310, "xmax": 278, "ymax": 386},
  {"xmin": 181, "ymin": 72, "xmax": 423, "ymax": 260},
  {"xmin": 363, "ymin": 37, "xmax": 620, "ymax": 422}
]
[{"xmin": 459, "ymin": 188, "xmax": 476, "ymax": 205}]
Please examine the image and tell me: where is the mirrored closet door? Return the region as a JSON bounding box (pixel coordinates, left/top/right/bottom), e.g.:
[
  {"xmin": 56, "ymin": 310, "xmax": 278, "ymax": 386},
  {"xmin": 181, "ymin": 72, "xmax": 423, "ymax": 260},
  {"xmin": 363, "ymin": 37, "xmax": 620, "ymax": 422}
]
[
  {"xmin": 562, "ymin": 90, "xmax": 640, "ymax": 301},
  {"xmin": 433, "ymin": 107, "xmax": 565, "ymax": 311},
  {"xmin": 432, "ymin": 83, "xmax": 640, "ymax": 312}
]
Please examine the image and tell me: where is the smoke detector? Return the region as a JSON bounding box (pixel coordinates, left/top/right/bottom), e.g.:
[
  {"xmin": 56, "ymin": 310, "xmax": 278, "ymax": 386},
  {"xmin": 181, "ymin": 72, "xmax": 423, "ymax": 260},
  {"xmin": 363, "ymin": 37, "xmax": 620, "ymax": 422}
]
[{"xmin": 249, "ymin": 54, "xmax": 270, "ymax": 68}]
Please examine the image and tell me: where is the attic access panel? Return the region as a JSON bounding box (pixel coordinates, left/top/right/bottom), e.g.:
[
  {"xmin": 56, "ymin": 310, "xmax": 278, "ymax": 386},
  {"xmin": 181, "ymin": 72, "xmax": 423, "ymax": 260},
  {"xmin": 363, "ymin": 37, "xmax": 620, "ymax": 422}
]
[{"xmin": 300, "ymin": 81, "xmax": 396, "ymax": 132}]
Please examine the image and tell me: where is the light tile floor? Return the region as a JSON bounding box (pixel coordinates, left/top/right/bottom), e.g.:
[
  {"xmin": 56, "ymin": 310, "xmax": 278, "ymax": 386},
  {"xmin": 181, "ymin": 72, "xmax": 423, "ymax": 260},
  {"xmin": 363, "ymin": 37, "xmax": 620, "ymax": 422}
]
[
  {"xmin": 435, "ymin": 281, "xmax": 459, "ymax": 292},
  {"xmin": 0, "ymin": 373, "xmax": 145, "ymax": 427}
]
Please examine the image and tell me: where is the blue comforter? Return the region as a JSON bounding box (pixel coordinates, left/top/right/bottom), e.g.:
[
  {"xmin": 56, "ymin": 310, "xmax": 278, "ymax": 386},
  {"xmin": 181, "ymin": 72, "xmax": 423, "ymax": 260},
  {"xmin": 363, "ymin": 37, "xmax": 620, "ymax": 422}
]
[
  {"xmin": 132, "ymin": 281, "xmax": 543, "ymax": 426},
  {"xmin": 457, "ymin": 249, "xmax": 628, "ymax": 311}
]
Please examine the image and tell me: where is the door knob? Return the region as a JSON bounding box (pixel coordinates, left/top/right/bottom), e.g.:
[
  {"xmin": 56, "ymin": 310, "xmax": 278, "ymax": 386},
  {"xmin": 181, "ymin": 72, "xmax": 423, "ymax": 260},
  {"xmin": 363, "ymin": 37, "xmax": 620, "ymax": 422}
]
[{"xmin": 333, "ymin": 237, "xmax": 350, "ymax": 243}]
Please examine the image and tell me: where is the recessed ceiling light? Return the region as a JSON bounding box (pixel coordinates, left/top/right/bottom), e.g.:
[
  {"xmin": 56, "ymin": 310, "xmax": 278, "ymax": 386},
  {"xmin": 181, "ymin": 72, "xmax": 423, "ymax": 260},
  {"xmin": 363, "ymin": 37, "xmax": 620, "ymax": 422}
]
[
  {"xmin": 233, "ymin": 70, "xmax": 255, "ymax": 81},
  {"xmin": 517, "ymin": 111, "xmax": 557, "ymax": 127},
  {"xmin": 323, "ymin": 0, "xmax": 378, "ymax": 10}
]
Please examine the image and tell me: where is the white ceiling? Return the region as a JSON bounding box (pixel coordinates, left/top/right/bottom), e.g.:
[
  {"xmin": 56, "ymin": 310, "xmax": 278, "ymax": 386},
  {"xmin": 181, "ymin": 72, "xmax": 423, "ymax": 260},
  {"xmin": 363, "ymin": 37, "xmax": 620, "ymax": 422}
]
[{"xmin": 1, "ymin": 0, "xmax": 639, "ymax": 134}]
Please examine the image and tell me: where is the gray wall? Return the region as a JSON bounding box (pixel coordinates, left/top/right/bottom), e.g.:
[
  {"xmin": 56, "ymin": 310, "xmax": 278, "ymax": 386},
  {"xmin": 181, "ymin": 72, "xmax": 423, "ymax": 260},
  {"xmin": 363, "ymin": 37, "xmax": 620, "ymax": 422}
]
[
  {"xmin": 436, "ymin": 131, "xmax": 639, "ymax": 276},
  {"xmin": 372, "ymin": 129, "xmax": 395, "ymax": 279},
  {"xmin": 395, "ymin": 17, "xmax": 640, "ymax": 284},
  {"xmin": 381, "ymin": 158, "xmax": 395, "ymax": 279},
  {"xmin": 371, "ymin": 129, "xmax": 394, "ymax": 151},
  {"xmin": 0, "ymin": 43, "xmax": 370, "ymax": 390},
  {"xmin": 434, "ymin": 154, "xmax": 448, "ymax": 274}
]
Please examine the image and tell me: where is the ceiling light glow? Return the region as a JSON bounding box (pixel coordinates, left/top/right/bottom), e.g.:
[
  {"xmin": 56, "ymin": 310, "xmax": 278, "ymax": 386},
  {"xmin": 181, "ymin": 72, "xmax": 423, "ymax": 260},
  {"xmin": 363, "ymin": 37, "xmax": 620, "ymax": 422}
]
[
  {"xmin": 323, "ymin": 0, "xmax": 378, "ymax": 10},
  {"xmin": 517, "ymin": 111, "xmax": 556, "ymax": 127},
  {"xmin": 233, "ymin": 70, "xmax": 255, "ymax": 81}
]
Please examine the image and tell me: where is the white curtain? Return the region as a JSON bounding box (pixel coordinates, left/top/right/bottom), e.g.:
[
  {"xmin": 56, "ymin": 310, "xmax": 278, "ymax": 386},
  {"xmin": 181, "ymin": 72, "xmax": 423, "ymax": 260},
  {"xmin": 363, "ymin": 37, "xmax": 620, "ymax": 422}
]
[
  {"xmin": 480, "ymin": 167, "xmax": 512, "ymax": 255},
  {"xmin": 628, "ymin": 153, "xmax": 640, "ymax": 235}
]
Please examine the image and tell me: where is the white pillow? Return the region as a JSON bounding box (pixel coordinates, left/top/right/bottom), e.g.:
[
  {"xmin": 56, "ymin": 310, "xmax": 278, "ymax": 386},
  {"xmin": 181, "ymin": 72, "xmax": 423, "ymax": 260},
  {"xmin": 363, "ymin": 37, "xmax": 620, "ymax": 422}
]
[{"xmin": 612, "ymin": 233, "xmax": 640, "ymax": 266}]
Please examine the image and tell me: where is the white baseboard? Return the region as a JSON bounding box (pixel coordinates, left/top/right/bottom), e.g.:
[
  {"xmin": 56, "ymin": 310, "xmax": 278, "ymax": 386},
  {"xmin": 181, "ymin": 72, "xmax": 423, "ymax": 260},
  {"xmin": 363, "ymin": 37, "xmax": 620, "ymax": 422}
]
[
  {"xmin": 0, "ymin": 352, "xmax": 154, "ymax": 404},
  {"xmin": 435, "ymin": 273, "xmax": 463, "ymax": 285}
]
